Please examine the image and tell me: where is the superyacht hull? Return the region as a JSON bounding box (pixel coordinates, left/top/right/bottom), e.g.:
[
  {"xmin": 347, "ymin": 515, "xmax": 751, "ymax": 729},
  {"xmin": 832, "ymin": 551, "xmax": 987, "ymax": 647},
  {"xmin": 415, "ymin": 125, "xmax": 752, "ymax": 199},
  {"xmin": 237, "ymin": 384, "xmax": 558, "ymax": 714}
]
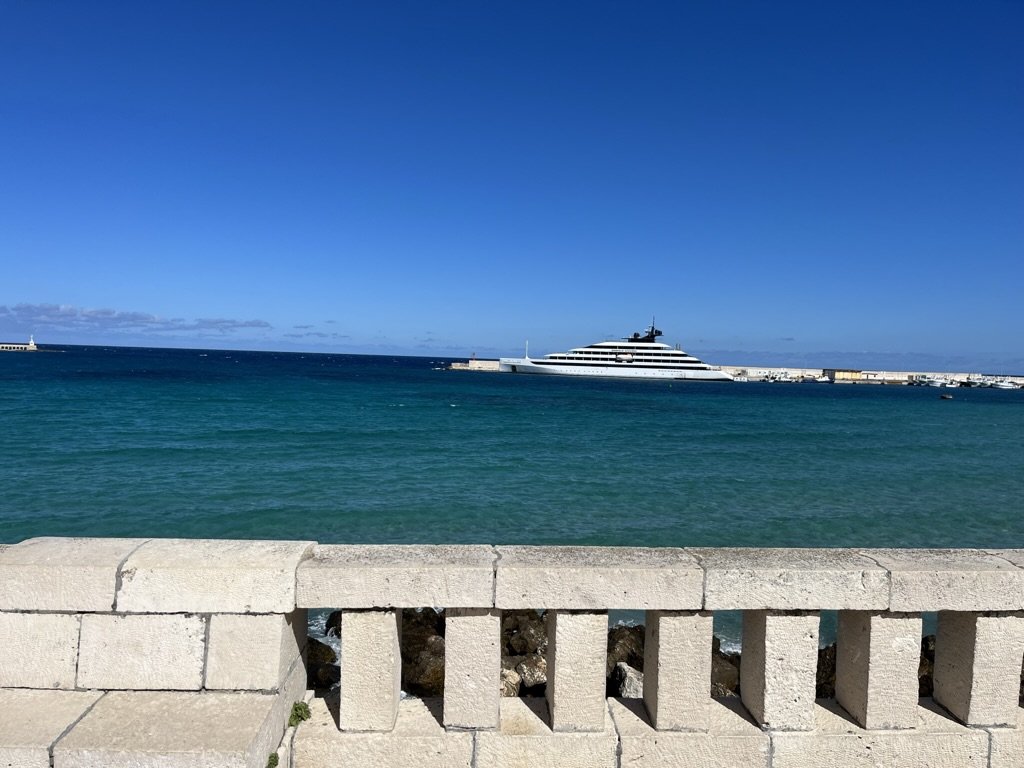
[{"xmin": 498, "ymin": 357, "xmax": 733, "ymax": 381}]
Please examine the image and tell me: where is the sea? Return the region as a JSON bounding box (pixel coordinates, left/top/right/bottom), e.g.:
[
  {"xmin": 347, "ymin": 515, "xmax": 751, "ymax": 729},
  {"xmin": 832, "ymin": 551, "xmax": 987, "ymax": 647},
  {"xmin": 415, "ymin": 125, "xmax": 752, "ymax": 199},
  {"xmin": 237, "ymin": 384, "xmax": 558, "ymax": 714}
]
[{"xmin": 2, "ymin": 345, "xmax": 1023, "ymax": 647}]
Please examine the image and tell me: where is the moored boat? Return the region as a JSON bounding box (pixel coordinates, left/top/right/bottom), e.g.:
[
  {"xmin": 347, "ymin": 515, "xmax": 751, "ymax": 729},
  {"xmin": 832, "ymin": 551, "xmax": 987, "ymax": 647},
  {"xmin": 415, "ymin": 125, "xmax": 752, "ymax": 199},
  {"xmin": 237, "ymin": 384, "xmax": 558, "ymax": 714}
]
[{"xmin": 499, "ymin": 324, "xmax": 733, "ymax": 381}]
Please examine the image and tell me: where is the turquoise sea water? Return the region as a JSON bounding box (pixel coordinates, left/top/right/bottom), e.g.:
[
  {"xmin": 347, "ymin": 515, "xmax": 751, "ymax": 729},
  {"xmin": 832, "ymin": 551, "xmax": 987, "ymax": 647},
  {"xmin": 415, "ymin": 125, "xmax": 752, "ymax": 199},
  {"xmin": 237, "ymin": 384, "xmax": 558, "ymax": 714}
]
[{"xmin": 2, "ymin": 345, "xmax": 1022, "ymax": 549}]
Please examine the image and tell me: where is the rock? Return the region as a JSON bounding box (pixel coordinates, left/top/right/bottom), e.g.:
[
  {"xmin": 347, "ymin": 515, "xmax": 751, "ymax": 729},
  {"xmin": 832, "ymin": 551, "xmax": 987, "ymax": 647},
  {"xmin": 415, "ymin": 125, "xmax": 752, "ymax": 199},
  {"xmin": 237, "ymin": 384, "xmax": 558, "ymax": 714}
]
[
  {"xmin": 711, "ymin": 650, "xmax": 740, "ymax": 697},
  {"xmin": 606, "ymin": 625, "xmax": 644, "ymax": 677},
  {"xmin": 325, "ymin": 610, "xmax": 343, "ymax": 637},
  {"xmin": 515, "ymin": 654, "xmax": 547, "ymax": 694},
  {"xmin": 502, "ymin": 610, "xmax": 548, "ymax": 656},
  {"xmin": 611, "ymin": 662, "xmax": 644, "ymax": 698},
  {"xmin": 919, "ymin": 634, "xmax": 935, "ymax": 697},
  {"xmin": 500, "ymin": 664, "xmax": 522, "ymax": 697},
  {"xmin": 817, "ymin": 644, "xmax": 836, "ymax": 699},
  {"xmin": 401, "ymin": 608, "xmax": 446, "ymax": 696},
  {"xmin": 307, "ymin": 637, "xmax": 339, "ymax": 689}
]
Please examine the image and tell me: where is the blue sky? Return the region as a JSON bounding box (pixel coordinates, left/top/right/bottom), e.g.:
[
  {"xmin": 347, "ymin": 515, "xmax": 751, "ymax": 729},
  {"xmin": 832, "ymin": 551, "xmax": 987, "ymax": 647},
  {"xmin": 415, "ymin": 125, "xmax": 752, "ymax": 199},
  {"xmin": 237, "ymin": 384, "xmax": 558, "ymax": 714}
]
[{"xmin": 1, "ymin": 1, "xmax": 1021, "ymax": 371}]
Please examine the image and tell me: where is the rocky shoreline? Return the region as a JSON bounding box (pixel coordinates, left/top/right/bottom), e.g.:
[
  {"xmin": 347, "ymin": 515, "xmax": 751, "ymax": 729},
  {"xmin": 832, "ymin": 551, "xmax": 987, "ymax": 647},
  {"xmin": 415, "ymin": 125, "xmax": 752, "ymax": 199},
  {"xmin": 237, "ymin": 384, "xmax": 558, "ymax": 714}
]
[{"xmin": 307, "ymin": 609, "xmax": 979, "ymax": 700}]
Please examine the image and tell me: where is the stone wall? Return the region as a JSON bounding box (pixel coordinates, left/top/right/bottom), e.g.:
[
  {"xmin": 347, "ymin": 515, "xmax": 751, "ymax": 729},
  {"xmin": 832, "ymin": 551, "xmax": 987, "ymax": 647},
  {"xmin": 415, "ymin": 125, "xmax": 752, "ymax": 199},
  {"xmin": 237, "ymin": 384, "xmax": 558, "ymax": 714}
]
[{"xmin": 3, "ymin": 539, "xmax": 1024, "ymax": 767}]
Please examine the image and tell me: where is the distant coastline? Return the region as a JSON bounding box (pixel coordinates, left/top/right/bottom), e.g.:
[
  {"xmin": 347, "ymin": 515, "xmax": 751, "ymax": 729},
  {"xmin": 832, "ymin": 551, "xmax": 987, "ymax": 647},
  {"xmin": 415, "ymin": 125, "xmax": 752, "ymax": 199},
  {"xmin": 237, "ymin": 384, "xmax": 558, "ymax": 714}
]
[{"xmin": 450, "ymin": 357, "xmax": 1024, "ymax": 388}]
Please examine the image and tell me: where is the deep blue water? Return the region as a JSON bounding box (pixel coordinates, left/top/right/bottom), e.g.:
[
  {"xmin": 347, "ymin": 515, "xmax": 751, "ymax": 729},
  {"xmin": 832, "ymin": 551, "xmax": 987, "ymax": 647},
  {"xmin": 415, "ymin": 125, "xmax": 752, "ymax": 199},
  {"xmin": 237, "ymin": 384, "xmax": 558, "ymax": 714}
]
[{"xmin": 2, "ymin": 345, "xmax": 1023, "ymax": 549}]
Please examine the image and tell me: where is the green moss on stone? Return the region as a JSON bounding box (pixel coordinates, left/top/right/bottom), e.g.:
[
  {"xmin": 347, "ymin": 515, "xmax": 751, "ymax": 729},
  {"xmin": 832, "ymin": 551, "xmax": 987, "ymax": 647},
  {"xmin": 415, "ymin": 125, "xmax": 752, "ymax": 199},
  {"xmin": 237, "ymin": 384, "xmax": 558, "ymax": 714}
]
[{"xmin": 288, "ymin": 701, "xmax": 312, "ymax": 728}]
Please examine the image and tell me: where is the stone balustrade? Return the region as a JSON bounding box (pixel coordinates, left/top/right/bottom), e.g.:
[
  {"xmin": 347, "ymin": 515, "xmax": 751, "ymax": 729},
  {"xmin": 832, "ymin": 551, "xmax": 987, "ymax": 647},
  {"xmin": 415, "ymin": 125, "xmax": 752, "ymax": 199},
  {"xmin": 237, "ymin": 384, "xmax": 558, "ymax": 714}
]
[{"xmin": 2, "ymin": 539, "xmax": 1024, "ymax": 767}]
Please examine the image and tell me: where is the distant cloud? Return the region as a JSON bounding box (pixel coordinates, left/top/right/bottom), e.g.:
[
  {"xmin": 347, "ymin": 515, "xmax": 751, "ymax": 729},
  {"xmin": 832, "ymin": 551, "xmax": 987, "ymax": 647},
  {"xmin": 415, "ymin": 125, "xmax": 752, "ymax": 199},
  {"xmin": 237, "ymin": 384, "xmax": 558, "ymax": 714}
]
[
  {"xmin": 293, "ymin": 324, "xmax": 315, "ymax": 330},
  {"xmin": 283, "ymin": 331, "xmax": 351, "ymax": 340},
  {"xmin": 0, "ymin": 303, "xmax": 271, "ymax": 336}
]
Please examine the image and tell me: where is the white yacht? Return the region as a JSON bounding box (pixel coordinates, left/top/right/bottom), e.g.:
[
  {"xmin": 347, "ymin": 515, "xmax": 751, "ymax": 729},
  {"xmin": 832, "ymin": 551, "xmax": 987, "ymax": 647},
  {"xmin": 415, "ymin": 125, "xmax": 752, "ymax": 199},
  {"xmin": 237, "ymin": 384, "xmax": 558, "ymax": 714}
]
[{"xmin": 499, "ymin": 324, "xmax": 733, "ymax": 381}]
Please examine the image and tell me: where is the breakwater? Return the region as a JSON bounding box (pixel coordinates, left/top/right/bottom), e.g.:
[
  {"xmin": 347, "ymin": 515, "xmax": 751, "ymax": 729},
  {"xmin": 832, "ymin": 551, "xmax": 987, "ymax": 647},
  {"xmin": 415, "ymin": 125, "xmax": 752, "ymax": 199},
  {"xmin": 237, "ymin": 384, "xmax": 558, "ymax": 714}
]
[{"xmin": 2, "ymin": 538, "xmax": 1024, "ymax": 767}]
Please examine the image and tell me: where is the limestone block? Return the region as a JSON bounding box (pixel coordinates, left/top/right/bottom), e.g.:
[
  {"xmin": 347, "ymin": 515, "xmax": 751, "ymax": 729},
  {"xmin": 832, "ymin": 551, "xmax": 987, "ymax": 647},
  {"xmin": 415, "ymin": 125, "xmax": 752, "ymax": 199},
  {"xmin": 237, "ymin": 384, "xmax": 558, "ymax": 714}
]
[
  {"xmin": 740, "ymin": 610, "xmax": 819, "ymax": 731},
  {"xmin": 770, "ymin": 699, "xmax": 989, "ymax": 768},
  {"xmin": 295, "ymin": 544, "xmax": 495, "ymax": 609},
  {"xmin": 443, "ymin": 607, "xmax": 501, "ymax": 729},
  {"xmin": 989, "ymin": 708, "xmax": 1024, "ymax": 767},
  {"xmin": 292, "ymin": 696, "xmax": 473, "ymax": 767},
  {"xmin": 52, "ymin": 682, "xmax": 301, "ymax": 768},
  {"xmin": 475, "ymin": 697, "xmax": 618, "ymax": 768},
  {"xmin": 77, "ymin": 614, "xmax": 205, "ymax": 690},
  {"xmin": 933, "ymin": 611, "xmax": 1024, "ymax": 726},
  {"xmin": 0, "ymin": 537, "xmax": 147, "ymax": 612},
  {"xmin": 115, "ymin": 538, "xmax": 315, "ymax": 613},
  {"xmin": 0, "ymin": 689, "xmax": 102, "ymax": 768},
  {"xmin": 868, "ymin": 548, "xmax": 1024, "ymax": 611},
  {"xmin": 339, "ymin": 609, "xmax": 401, "ymax": 731},
  {"xmin": 0, "ymin": 612, "xmax": 80, "ymax": 689},
  {"xmin": 643, "ymin": 610, "xmax": 713, "ymax": 731},
  {"xmin": 695, "ymin": 548, "xmax": 888, "ymax": 610},
  {"xmin": 206, "ymin": 609, "xmax": 306, "ymax": 691},
  {"xmin": 546, "ymin": 610, "xmax": 608, "ymax": 732},
  {"xmin": 495, "ymin": 546, "xmax": 701, "ymax": 609},
  {"xmin": 610, "ymin": 697, "xmax": 770, "ymax": 768},
  {"xmin": 835, "ymin": 611, "xmax": 922, "ymax": 729}
]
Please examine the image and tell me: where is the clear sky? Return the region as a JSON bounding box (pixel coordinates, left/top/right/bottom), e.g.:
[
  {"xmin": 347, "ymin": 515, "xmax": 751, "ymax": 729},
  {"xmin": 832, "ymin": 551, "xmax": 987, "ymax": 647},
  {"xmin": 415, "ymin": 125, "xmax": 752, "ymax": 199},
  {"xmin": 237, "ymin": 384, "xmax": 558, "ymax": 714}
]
[{"xmin": 1, "ymin": 1, "xmax": 1021, "ymax": 371}]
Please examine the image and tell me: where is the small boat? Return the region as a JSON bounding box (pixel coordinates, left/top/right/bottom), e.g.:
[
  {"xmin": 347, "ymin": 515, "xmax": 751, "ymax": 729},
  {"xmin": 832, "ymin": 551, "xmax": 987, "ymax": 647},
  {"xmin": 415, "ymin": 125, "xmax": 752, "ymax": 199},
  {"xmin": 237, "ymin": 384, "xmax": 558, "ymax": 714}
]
[{"xmin": 940, "ymin": 393, "xmax": 954, "ymax": 400}]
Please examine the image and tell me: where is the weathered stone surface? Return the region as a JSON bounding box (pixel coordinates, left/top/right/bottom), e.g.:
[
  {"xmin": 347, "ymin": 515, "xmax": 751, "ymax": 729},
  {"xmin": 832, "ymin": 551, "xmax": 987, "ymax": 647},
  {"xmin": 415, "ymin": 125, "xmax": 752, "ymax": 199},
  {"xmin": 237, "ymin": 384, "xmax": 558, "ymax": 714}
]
[
  {"xmin": 835, "ymin": 611, "xmax": 922, "ymax": 729},
  {"xmin": 770, "ymin": 699, "xmax": 989, "ymax": 768},
  {"xmin": 989, "ymin": 707, "xmax": 1024, "ymax": 768},
  {"xmin": 933, "ymin": 611, "xmax": 1024, "ymax": 726},
  {"xmin": 869, "ymin": 549, "xmax": 1024, "ymax": 611},
  {"xmin": 0, "ymin": 537, "xmax": 146, "ymax": 612},
  {"xmin": 695, "ymin": 548, "xmax": 888, "ymax": 610},
  {"xmin": 296, "ymin": 544, "xmax": 495, "ymax": 609},
  {"xmin": 206, "ymin": 609, "xmax": 306, "ymax": 691},
  {"xmin": 500, "ymin": 664, "xmax": 522, "ymax": 697},
  {"xmin": 76, "ymin": 614, "xmax": 205, "ymax": 691},
  {"xmin": 338, "ymin": 609, "xmax": 401, "ymax": 731},
  {"xmin": 740, "ymin": 610, "xmax": 819, "ymax": 731},
  {"xmin": 547, "ymin": 611, "xmax": 608, "ymax": 732},
  {"xmin": 610, "ymin": 697, "xmax": 770, "ymax": 768},
  {"xmin": 644, "ymin": 611, "xmax": 713, "ymax": 731},
  {"xmin": 293, "ymin": 696, "xmax": 473, "ymax": 767},
  {"xmin": 444, "ymin": 607, "xmax": 501, "ymax": 729},
  {"xmin": 115, "ymin": 538, "xmax": 315, "ymax": 613},
  {"xmin": 0, "ymin": 689, "xmax": 102, "ymax": 768},
  {"xmin": 611, "ymin": 662, "xmax": 644, "ymax": 698},
  {"xmin": 53, "ymin": 679, "xmax": 302, "ymax": 768},
  {"xmin": 496, "ymin": 546, "xmax": 701, "ymax": 609},
  {"xmin": 516, "ymin": 654, "xmax": 548, "ymax": 689},
  {"xmin": 475, "ymin": 697, "xmax": 618, "ymax": 768},
  {"xmin": 0, "ymin": 612, "xmax": 80, "ymax": 689}
]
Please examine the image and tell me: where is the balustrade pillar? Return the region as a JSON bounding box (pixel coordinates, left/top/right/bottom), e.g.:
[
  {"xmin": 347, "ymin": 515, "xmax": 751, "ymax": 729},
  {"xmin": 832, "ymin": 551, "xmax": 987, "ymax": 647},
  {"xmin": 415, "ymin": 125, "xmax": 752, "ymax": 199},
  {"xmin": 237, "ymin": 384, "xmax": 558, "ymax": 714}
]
[
  {"xmin": 740, "ymin": 610, "xmax": 819, "ymax": 731},
  {"xmin": 338, "ymin": 609, "xmax": 401, "ymax": 731},
  {"xmin": 443, "ymin": 608, "xmax": 501, "ymax": 730},
  {"xmin": 933, "ymin": 611, "xmax": 1024, "ymax": 727},
  {"xmin": 546, "ymin": 610, "xmax": 608, "ymax": 732},
  {"xmin": 835, "ymin": 610, "xmax": 922, "ymax": 729},
  {"xmin": 643, "ymin": 610, "xmax": 713, "ymax": 731}
]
